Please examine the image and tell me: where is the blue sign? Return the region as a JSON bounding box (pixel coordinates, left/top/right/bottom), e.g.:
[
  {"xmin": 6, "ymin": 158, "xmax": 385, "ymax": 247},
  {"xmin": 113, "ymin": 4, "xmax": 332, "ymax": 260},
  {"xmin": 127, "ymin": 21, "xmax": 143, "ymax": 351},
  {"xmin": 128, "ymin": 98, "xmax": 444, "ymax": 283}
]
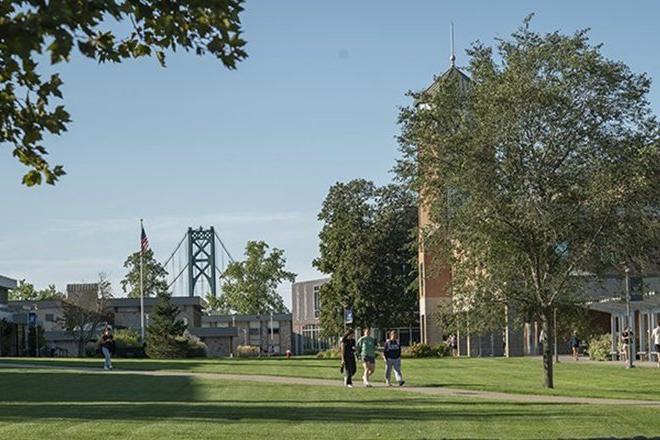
[
  {"xmin": 28, "ymin": 312, "xmax": 37, "ymax": 327},
  {"xmin": 344, "ymin": 308, "xmax": 353, "ymax": 324}
]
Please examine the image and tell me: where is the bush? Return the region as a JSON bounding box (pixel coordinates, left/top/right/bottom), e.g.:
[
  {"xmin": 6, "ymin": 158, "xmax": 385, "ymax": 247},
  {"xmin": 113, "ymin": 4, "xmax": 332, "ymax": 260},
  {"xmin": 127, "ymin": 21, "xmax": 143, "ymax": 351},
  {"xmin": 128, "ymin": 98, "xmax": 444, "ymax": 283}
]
[
  {"xmin": 237, "ymin": 345, "xmax": 260, "ymax": 358},
  {"xmin": 434, "ymin": 342, "xmax": 451, "ymax": 357},
  {"xmin": 316, "ymin": 348, "xmax": 340, "ymax": 359},
  {"xmin": 588, "ymin": 334, "xmax": 611, "ymax": 361},
  {"xmin": 178, "ymin": 333, "xmax": 207, "ymax": 358},
  {"xmin": 400, "ymin": 342, "xmax": 450, "ymax": 358},
  {"xmin": 146, "ymin": 333, "xmax": 207, "ymax": 359},
  {"xmin": 85, "ymin": 340, "xmax": 99, "ymax": 357},
  {"xmin": 114, "ymin": 329, "xmax": 146, "ymax": 358}
]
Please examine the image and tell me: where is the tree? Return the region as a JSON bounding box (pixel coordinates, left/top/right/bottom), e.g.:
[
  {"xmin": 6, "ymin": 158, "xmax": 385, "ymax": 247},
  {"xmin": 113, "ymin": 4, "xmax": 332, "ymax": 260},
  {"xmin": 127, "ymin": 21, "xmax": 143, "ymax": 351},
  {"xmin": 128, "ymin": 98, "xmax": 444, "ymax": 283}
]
[
  {"xmin": 145, "ymin": 291, "xmax": 187, "ymax": 358},
  {"xmin": 397, "ymin": 17, "xmax": 659, "ymax": 387},
  {"xmin": 8, "ymin": 280, "xmax": 64, "ymax": 301},
  {"xmin": 314, "ymin": 180, "xmax": 418, "ymax": 336},
  {"xmin": 121, "ymin": 249, "xmax": 169, "ymax": 298},
  {"xmin": 62, "ymin": 273, "xmax": 113, "ymax": 356},
  {"xmin": 216, "ymin": 241, "xmax": 295, "ymax": 315},
  {"xmin": 204, "ymin": 294, "xmax": 231, "ymax": 314},
  {"xmin": 1, "ymin": 0, "xmax": 247, "ymax": 186}
]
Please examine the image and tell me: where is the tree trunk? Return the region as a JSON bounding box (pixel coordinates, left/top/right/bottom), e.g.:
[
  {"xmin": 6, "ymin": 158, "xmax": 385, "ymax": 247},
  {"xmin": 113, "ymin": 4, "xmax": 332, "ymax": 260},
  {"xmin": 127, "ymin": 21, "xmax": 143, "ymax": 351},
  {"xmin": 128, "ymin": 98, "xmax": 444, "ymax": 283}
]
[{"xmin": 541, "ymin": 312, "xmax": 554, "ymax": 388}]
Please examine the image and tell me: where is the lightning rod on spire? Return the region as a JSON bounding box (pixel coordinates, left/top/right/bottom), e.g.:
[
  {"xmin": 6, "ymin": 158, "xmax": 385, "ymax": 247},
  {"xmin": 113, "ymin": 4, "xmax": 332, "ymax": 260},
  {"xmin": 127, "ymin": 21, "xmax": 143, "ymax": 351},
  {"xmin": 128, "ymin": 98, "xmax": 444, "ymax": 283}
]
[{"xmin": 450, "ymin": 22, "xmax": 456, "ymax": 67}]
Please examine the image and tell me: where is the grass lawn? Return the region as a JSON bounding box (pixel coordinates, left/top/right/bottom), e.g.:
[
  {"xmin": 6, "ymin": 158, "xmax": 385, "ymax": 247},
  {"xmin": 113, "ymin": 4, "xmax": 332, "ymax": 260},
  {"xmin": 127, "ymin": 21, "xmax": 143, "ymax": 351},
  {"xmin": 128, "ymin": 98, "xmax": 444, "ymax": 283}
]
[
  {"xmin": 2, "ymin": 356, "xmax": 658, "ymax": 401},
  {"xmin": 0, "ymin": 367, "xmax": 658, "ymax": 440}
]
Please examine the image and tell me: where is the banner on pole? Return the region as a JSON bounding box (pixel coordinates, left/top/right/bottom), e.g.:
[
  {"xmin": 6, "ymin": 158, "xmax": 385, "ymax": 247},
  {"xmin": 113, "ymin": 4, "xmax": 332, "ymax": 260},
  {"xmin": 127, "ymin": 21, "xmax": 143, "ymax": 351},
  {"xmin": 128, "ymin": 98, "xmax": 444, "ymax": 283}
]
[{"xmin": 344, "ymin": 308, "xmax": 353, "ymax": 324}]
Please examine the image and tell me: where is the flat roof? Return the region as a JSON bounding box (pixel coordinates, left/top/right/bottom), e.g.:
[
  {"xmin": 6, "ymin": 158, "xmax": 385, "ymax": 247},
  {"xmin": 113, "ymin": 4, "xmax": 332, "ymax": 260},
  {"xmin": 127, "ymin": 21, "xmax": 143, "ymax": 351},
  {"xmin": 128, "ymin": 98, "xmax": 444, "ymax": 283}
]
[
  {"xmin": 189, "ymin": 327, "xmax": 238, "ymax": 338},
  {"xmin": 0, "ymin": 275, "xmax": 17, "ymax": 290},
  {"xmin": 203, "ymin": 313, "xmax": 292, "ymax": 322},
  {"xmin": 109, "ymin": 296, "xmax": 206, "ymax": 308},
  {"xmin": 587, "ymin": 292, "xmax": 660, "ymax": 314}
]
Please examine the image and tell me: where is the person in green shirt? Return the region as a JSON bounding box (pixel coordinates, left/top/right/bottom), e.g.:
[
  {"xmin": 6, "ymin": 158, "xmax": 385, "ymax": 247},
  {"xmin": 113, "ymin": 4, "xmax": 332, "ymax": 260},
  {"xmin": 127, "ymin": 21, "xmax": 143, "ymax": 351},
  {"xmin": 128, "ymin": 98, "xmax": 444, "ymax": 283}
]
[{"xmin": 356, "ymin": 327, "xmax": 376, "ymax": 387}]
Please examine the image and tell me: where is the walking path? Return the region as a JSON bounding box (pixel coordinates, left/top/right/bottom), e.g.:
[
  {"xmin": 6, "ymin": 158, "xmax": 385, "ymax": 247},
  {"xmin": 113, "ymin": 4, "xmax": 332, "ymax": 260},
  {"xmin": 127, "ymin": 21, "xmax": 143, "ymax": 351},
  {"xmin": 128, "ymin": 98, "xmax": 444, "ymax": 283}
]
[{"xmin": 2, "ymin": 362, "xmax": 659, "ymax": 408}]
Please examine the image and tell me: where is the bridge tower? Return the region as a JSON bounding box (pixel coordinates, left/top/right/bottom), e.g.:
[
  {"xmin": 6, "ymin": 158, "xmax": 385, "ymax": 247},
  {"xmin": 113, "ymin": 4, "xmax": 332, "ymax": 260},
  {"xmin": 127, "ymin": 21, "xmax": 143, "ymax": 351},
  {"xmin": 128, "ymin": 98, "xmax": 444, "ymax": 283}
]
[{"xmin": 187, "ymin": 226, "xmax": 217, "ymax": 297}]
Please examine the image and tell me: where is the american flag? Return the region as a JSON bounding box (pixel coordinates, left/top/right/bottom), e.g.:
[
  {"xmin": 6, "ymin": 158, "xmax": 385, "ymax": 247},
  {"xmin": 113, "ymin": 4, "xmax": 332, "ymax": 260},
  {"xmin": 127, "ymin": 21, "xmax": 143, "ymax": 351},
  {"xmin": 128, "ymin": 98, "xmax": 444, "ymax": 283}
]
[{"xmin": 141, "ymin": 225, "xmax": 150, "ymax": 253}]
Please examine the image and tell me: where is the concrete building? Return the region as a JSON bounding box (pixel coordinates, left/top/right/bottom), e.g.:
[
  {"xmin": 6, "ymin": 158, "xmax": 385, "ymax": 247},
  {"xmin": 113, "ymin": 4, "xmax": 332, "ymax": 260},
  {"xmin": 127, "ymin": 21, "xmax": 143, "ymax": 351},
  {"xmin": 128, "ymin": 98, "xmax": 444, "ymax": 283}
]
[
  {"xmin": 291, "ymin": 278, "xmax": 330, "ymax": 354},
  {"xmin": 110, "ymin": 296, "xmax": 204, "ymax": 330},
  {"xmin": 201, "ymin": 313, "xmax": 293, "ymax": 357}
]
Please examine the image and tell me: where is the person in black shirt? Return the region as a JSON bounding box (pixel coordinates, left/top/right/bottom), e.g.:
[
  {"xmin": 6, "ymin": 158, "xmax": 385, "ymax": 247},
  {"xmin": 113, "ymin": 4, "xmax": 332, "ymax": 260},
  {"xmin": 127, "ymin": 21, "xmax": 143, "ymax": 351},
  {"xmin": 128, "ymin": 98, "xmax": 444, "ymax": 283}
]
[
  {"xmin": 340, "ymin": 329, "xmax": 356, "ymax": 387},
  {"xmin": 383, "ymin": 330, "xmax": 405, "ymax": 386},
  {"xmin": 569, "ymin": 331, "xmax": 580, "ymax": 361},
  {"xmin": 100, "ymin": 326, "xmax": 115, "ymax": 371}
]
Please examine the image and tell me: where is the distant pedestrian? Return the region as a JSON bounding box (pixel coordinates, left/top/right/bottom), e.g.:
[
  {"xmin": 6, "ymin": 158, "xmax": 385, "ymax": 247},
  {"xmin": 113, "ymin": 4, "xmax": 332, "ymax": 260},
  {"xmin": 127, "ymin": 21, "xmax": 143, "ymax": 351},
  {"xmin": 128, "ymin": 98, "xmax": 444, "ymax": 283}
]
[
  {"xmin": 652, "ymin": 323, "xmax": 660, "ymax": 368},
  {"xmin": 448, "ymin": 334, "xmax": 458, "ymax": 357},
  {"xmin": 100, "ymin": 326, "xmax": 115, "ymax": 371},
  {"xmin": 621, "ymin": 327, "xmax": 632, "ymax": 363},
  {"xmin": 340, "ymin": 329, "xmax": 357, "ymax": 387},
  {"xmin": 356, "ymin": 328, "xmax": 376, "ymax": 387},
  {"xmin": 383, "ymin": 330, "xmax": 405, "ymax": 386},
  {"xmin": 569, "ymin": 331, "xmax": 580, "ymax": 361}
]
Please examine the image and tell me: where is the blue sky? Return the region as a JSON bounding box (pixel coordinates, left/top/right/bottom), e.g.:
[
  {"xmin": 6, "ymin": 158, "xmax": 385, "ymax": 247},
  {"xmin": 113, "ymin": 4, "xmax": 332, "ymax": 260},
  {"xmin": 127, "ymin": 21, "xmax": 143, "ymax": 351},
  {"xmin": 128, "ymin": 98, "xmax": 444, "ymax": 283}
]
[{"xmin": 1, "ymin": 1, "xmax": 659, "ymax": 307}]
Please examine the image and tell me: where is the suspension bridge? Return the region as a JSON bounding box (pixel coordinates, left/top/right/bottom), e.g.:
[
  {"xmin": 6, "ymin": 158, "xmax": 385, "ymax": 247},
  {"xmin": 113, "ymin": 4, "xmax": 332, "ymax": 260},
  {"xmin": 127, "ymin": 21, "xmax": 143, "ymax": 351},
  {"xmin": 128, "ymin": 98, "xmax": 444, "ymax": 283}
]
[{"xmin": 160, "ymin": 226, "xmax": 235, "ymax": 297}]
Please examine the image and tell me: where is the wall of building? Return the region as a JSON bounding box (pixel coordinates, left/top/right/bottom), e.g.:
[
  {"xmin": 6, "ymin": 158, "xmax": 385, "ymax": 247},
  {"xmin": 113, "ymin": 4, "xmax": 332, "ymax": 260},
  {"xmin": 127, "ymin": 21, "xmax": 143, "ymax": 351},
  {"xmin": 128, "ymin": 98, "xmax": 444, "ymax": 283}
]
[
  {"xmin": 201, "ymin": 336, "xmax": 232, "ymax": 357},
  {"xmin": 291, "ymin": 278, "xmax": 329, "ymax": 354},
  {"xmin": 202, "ymin": 314, "xmax": 293, "ymax": 356}
]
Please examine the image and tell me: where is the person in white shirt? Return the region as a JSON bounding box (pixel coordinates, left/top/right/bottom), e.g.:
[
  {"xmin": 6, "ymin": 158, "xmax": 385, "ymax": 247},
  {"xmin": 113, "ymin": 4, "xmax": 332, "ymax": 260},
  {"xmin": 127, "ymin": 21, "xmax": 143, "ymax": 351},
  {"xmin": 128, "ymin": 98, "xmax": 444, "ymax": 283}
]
[{"xmin": 652, "ymin": 323, "xmax": 660, "ymax": 368}]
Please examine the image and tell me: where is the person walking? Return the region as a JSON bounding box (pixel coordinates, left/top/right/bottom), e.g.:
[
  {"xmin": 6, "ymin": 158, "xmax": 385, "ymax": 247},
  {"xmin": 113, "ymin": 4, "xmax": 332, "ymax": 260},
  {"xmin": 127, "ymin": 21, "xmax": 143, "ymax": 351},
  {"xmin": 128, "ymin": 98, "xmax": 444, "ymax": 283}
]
[
  {"xmin": 449, "ymin": 334, "xmax": 458, "ymax": 357},
  {"xmin": 569, "ymin": 331, "xmax": 581, "ymax": 361},
  {"xmin": 652, "ymin": 322, "xmax": 660, "ymax": 368},
  {"xmin": 340, "ymin": 329, "xmax": 357, "ymax": 387},
  {"xmin": 621, "ymin": 327, "xmax": 631, "ymax": 363},
  {"xmin": 356, "ymin": 327, "xmax": 376, "ymax": 387},
  {"xmin": 383, "ymin": 330, "xmax": 405, "ymax": 386},
  {"xmin": 100, "ymin": 326, "xmax": 115, "ymax": 371}
]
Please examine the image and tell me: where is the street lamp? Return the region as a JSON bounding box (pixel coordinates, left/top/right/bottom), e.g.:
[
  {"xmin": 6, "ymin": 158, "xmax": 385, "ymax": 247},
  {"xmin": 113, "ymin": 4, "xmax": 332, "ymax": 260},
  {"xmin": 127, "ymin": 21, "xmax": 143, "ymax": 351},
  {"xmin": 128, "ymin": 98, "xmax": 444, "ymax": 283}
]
[{"xmin": 625, "ymin": 267, "xmax": 634, "ymax": 369}]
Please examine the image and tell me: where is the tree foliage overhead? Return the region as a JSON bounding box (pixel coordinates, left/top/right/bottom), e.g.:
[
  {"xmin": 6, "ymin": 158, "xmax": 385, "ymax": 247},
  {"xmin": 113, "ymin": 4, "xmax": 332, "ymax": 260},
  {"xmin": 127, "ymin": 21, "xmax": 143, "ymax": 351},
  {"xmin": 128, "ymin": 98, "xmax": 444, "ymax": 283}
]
[
  {"xmin": 8, "ymin": 279, "xmax": 64, "ymax": 301},
  {"xmin": 0, "ymin": 0, "xmax": 247, "ymax": 186},
  {"xmin": 121, "ymin": 249, "xmax": 169, "ymax": 298},
  {"xmin": 314, "ymin": 179, "xmax": 418, "ymax": 336},
  {"xmin": 398, "ymin": 17, "xmax": 659, "ymax": 387},
  {"xmin": 215, "ymin": 240, "xmax": 295, "ymax": 315}
]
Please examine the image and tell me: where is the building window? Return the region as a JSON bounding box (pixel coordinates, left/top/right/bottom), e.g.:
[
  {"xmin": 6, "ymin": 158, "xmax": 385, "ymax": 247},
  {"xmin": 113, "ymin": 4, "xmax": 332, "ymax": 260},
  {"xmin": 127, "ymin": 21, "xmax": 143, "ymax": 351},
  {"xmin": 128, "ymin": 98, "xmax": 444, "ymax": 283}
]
[
  {"xmin": 267, "ymin": 320, "xmax": 280, "ymax": 334},
  {"xmin": 45, "ymin": 313, "xmax": 55, "ymax": 322},
  {"xmin": 302, "ymin": 324, "xmax": 330, "ymax": 352},
  {"xmin": 313, "ymin": 286, "xmax": 321, "ymax": 318},
  {"xmin": 419, "ymin": 262, "xmax": 425, "ymax": 297}
]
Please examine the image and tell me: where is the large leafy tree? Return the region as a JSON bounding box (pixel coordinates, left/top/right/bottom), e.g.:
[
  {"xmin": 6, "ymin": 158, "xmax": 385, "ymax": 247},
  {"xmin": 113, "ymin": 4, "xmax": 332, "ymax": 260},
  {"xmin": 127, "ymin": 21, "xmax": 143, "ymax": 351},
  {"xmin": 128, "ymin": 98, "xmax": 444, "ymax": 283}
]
[
  {"xmin": 8, "ymin": 279, "xmax": 64, "ymax": 301},
  {"xmin": 216, "ymin": 241, "xmax": 295, "ymax": 315},
  {"xmin": 121, "ymin": 249, "xmax": 169, "ymax": 298},
  {"xmin": 398, "ymin": 17, "xmax": 659, "ymax": 388},
  {"xmin": 314, "ymin": 180, "xmax": 418, "ymax": 336},
  {"xmin": 62, "ymin": 273, "xmax": 113, "ymax": 356},
  {"xmin": 1, "ymin": 0, "xmax": 247, "ymax": 186}
]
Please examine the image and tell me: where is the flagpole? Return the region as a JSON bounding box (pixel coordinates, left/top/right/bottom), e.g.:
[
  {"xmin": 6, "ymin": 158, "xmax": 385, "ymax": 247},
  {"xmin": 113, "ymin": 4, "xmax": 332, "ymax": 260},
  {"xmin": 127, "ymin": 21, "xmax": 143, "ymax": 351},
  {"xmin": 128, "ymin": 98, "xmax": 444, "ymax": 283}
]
[{"xmin": 140, "ymin": 218, "xmax": 145, "ymax": 342}]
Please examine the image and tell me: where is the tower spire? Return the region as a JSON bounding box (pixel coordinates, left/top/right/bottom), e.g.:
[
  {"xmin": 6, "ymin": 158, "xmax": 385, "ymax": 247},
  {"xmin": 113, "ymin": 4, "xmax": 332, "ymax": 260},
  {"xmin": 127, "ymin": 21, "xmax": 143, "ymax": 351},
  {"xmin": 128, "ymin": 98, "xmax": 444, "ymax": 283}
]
[{"xmin": 449, "ymin": 22, "xmax": 456, "ymax": 67}]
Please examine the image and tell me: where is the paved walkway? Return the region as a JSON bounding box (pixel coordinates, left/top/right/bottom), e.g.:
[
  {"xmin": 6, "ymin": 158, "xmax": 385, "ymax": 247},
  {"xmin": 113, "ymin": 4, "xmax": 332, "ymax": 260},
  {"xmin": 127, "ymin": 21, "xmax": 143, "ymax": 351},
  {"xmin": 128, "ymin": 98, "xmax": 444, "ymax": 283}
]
[{"xmin": 2, "ymin": 362, "xmax": 659, "ymax": 408}]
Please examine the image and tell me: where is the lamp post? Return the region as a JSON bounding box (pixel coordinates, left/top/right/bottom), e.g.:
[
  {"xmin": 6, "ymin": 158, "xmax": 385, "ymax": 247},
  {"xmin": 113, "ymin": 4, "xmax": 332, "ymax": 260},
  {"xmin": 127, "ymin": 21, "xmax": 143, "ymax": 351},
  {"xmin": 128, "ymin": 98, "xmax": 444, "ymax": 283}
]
[
  {"xmin": 625, "ymin": 268, "xmax": 634, "ymax": 369},
  {"xmin": 553, "ymin": 307, "xmax": 559, "ymax": 364},
  {"xmin": 33, "ymin": 304, "xmax": 39, "ymax": 358}
]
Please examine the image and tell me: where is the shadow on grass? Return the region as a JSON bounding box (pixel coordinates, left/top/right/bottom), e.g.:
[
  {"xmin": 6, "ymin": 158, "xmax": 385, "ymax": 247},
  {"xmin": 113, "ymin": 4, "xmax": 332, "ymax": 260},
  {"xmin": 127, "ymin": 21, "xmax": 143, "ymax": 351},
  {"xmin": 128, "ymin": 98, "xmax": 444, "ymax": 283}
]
[
  {"xmin": 0, "ymin": 370, "xmax": 601, "ymax": 426},
  {"xmin": 0, "ymin": 401, "xmax": 588, "ymax": 424}
]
